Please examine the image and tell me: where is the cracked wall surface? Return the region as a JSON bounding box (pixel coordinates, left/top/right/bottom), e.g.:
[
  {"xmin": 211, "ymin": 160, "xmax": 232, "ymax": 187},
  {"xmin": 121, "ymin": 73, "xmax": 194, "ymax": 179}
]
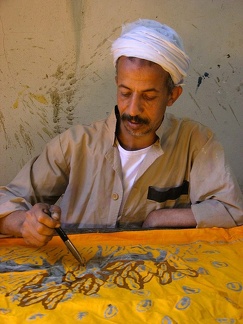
[{"xmin": 0, "ymin": 0, "xmax": 242, "ymax": 190}]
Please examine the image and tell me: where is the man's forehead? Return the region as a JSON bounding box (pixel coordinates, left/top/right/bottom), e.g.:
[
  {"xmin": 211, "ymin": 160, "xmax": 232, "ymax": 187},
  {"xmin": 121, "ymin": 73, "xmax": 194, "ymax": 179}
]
[
  {"xmin": 117, "ymin": 56, "xmax": 170, "ymax": 80},
  {"xmin": 118, "ymin": 83, "xmax": 160, "ymax": 93},
  {"xmin": 118, "ymin": 56, "xmax": 158, "ymax": 67}
]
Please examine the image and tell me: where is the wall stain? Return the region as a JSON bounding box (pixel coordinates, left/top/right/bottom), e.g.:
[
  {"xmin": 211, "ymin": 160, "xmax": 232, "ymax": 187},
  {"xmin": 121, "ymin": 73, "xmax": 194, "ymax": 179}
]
[
  {"xmin": 19, "ymin": 125, "xmax": 34, "ymax": 155},
  {"xmin": 49, "ymin": 89, "xmax": 61, "ymax": 122},
  {"xmin": 236, "ymin": 82, "xmax": 243, "ymax": 95},
  {"xmin": 10, "ymin": 60, "xmax": 79, "ymax": 139},
  {"xmin": 52, "ymin": 65, "xmax": 64, "ymax": 80},
  {"xmin": 12, "ymin": 85, "xmax": 30, "ymax": 109},
  {"xmin": 13, "ymin": 99, "xmax": 19, "ymax": 109},
  {"xmin": 228, "ymin": 105, "xmax": 240, "ymax": 126},
  {"xmin": 36, "ymin": 110, "xmax": 49, "ymax": 128},
  {"xmin": 90, "ymin": 38, "xmax": 109, "ymax": 60},
  {"xmin": 47, "ymin": 61, "xmax": 79, "ymax": 132},
  {"xmin": 207, "ymin": 106, "xmax": 217, "ymax": 122},
  {"xmin": 37, "ymin": 131, "xmax": 45, "ymax": 141},
  {"xmin": 32, "ymin": 45, "xmax": 45, "ymax": 50},
  {"xmin": 189, "ymin": 92, "xmax": 202, "ymax": 111},
  {"xmin": 69, "ymin": 0, "xmax": 84, "ymax": 69},
  {"xmin": 196, "ymin": 72, "xmax": 209, "ymax": 93},
  {"xmin": 228, "ymin": 62, "xmax": 235, "ymax": 73},
  {"xmin": 42, "ymin": 127, "xmax": 53, "ymax": 138},
  {"xmin": 0, "ymin": 110, "xmax": 9, "ymax": 145},
  {"xmin": 29, "ymin": 93, "xmax": 48, "ymax": 105},
  {"xmin": 14, "ymin": 133, "xmax": 23, "ymax": 148},
  {"xmin": 9, "ymin": 59, "xmax": 78, "ymax": 152},
  {"xmin": 65, "ymin": 89, "xmax": 74, "ymax": 104},
  {"xmin": 216, "ymin": 98, "xmax": 227, "ymax": 111}
]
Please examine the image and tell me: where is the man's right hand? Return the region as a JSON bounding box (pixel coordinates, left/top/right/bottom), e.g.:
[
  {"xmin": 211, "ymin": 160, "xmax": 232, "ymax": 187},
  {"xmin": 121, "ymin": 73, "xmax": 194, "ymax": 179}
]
[{"xmin": 0, "ymin": 203, "xmax": 61, "ymax": 247}]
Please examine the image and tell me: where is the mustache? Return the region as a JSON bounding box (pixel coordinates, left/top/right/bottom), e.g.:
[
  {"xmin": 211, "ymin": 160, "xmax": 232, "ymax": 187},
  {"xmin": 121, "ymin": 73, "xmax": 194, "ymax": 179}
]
[{"xmin": 121, "ymin": 114, "xmax": 149, "ymax": 125}]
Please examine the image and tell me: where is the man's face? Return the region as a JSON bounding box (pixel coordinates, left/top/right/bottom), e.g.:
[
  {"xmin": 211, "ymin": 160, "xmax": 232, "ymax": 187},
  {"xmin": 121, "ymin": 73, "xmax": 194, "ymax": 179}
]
[{"xmin": 116, "ymin": 57, "xmax": 180, "ymax": 149}]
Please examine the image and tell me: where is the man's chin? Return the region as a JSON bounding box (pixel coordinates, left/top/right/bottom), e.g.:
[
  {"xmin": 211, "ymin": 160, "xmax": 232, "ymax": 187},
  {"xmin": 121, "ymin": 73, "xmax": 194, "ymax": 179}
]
[{"xmin": 124, "ymin": 125, "xmax": 151, "ymax": 137}]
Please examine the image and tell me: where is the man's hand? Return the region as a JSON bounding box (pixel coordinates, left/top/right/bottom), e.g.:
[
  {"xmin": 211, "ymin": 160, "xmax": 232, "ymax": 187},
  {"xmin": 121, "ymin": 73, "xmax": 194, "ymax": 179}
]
[
  {"xmin": 142, "ymin": 208, "xmax": 197, "ymax": 228},
  {"xmin": 0, "ymin": 203, "xmax": 61, "ymax": 246}
]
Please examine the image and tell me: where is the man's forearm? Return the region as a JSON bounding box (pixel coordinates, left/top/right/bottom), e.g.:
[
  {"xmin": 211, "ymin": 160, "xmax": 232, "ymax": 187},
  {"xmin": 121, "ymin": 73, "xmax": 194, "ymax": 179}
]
[
  {"xmin": 0, "ymin": 204, "xmax": 61, "ymax": 246},
  {"xmin": 142, "ymin": 208, "xmax": 197, "ymax": 228},
  {"xmin": 0, "ymin": 211, "xmax": 26, "ymax": 237}
]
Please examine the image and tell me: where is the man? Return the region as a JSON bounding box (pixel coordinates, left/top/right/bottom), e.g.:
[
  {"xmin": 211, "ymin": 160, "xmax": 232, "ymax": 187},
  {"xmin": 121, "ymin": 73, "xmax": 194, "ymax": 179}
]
[{"xmin": 0, "ymin": 19, "xmax": 242, "ymax": 247}]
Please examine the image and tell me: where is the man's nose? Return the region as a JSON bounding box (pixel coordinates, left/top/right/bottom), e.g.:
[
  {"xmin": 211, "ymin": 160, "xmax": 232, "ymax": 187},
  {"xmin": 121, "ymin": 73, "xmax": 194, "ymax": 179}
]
[{"xmin": 127, "ymin": 94, "xmax": 143, "ymax": 116}]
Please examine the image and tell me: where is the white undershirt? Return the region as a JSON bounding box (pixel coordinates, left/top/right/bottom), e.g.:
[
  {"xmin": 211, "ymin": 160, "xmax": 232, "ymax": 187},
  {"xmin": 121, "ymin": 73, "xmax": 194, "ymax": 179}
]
[{"xmin": 117, "ymin": 142, "xmax": 152, "ymax": 213}]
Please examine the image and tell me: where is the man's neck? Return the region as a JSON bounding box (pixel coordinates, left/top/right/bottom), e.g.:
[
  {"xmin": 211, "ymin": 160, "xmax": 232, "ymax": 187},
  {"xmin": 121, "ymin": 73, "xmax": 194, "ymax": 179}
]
[{"xmin": 117, "ymin": 129, "xmax": 157, "ymax": 151}]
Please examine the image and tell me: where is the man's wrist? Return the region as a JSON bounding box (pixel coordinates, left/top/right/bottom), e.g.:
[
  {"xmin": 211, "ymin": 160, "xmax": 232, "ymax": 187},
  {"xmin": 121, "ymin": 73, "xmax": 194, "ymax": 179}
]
[{"xmin": 0, "ymin": 210, "xmax": 26, "ymax": 237}]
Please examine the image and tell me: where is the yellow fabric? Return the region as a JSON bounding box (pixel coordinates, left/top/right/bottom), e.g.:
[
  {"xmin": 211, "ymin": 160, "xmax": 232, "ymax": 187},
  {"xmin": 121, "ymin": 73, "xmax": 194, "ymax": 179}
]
[{"xmin": 0, "ymin": 226, "xmax": 243, "ymax": 323}]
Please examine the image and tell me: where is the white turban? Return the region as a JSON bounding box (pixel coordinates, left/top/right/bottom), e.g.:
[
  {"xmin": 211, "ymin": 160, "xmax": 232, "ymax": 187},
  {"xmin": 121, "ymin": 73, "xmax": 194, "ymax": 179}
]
[{"xmin": 111, "ymin": 19, "xmax": 190, "ymax": 85}]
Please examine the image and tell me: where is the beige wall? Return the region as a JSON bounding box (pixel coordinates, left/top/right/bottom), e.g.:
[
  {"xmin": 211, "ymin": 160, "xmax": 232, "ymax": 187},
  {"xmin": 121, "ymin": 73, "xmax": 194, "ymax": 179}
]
[{"xmin": 0, "ymin": 0, "xmax": 243, "ymax": 190}]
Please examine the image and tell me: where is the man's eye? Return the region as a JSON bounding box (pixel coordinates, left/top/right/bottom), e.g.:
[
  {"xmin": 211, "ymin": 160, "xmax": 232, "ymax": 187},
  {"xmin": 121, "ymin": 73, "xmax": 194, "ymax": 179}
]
[
  {"xmin": 121, "ymin": 92, "xmax": 131, "ymax": 97},
  {"xmin": 143, "ymin": 95, "xmax": 156, "ymax": 101}
]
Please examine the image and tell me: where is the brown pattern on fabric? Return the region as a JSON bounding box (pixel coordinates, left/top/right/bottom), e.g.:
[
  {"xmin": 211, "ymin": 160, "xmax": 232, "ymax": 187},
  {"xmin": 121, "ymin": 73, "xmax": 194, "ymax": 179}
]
[{"xmin": 2, "ymin": 246, "xmax": 198, "ymax": 310}]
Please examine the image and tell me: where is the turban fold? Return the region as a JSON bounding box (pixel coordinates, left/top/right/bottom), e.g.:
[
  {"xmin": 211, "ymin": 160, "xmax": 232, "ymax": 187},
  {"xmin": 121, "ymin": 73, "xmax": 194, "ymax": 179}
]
[{"xmin": 111, "ymin": 19, "xmax": 190, "ymax": 85}]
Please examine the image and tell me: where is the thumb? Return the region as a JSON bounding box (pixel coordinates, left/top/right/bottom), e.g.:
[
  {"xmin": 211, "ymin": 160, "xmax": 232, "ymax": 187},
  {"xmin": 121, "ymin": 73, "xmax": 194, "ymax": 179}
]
[
  {"xmin": 49, "ymin": 205, "xmax": 61, "ymax": 224},
  {"xmin": 51, "ymin": 211, "xmax": 60, "ymax": 221}
]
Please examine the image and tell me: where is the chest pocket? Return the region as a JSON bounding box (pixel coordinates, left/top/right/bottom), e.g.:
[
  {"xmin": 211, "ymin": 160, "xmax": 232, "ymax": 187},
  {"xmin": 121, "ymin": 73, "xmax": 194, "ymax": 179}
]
[{"xmin": 147, "ymin": 180, "xmax": 190, "ymax": 207}]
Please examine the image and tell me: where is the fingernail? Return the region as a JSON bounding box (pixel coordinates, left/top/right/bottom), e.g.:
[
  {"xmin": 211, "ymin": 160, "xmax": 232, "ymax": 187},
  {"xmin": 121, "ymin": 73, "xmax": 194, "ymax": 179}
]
[{"xmin": 51, "ymin": 212, "xmax": 60, "ymax": 220}]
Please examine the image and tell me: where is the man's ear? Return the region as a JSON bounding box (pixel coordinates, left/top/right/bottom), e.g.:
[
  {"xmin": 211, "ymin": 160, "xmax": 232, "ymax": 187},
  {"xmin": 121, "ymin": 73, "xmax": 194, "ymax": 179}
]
[{"xmin": 167, "ymin": 86, "xmax": 183, "ymax": 107}]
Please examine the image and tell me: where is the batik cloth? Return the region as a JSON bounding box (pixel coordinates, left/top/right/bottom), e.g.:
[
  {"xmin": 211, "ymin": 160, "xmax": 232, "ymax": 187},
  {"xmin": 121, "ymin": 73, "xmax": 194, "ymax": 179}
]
[{"xmin": 0, "ymin": 226, "xmax": 242, "ymax": 323}]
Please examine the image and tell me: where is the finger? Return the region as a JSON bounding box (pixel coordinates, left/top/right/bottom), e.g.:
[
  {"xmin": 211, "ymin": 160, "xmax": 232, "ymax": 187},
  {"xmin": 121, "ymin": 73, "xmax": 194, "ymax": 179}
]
[
  {"xmin": 25, "ymin": 210, "xmax": 57, "ymax": 236},
  {"xmin": 35, "ymin": 202, "xmax": 51, "ymax": 213},
  {"xmin": 35, "ymin": 219, "xmax": 57, "ymax": 236},
  {"xmin": 49, "ymin": 205, "xmax": 61, "ymax": 221},
  {"xmin": 37, "ymin": 211, "xmax": 60, "ymax": 229},
  {"xmin": 32, "ymin": 203, "xmax": 61, "ymax": 227},
  {"xmin": 21, "ymin": 221, "xmax": 53, "ymax": 247},
  {"xmin": 23, "ymin": 233, "xmax": 53, "ymax": 247},
  {"xmin": 51, "ymin": 213, "xmax": 61, "ymax": 228}
]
